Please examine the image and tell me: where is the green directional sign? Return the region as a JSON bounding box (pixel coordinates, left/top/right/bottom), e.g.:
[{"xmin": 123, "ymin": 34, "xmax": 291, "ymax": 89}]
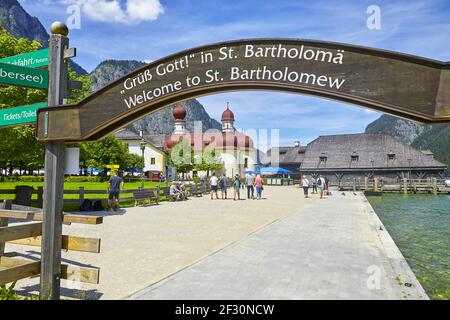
[
  {"xmin": 0, "ymin": 48, "xmax": 49, "ymax": 68},
  {"xmin": 0, "ymin": 62, "xmax": 48, "ymax": 89},
  {"xmin": 0, "ymin": 102, "xmax": 47, "ymax": 128}
]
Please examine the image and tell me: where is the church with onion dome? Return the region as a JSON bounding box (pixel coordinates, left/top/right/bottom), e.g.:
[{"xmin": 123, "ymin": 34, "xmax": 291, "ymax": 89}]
[{"xmin": 164, "ymin": 103, "xmax": 257, "ymax": 178}]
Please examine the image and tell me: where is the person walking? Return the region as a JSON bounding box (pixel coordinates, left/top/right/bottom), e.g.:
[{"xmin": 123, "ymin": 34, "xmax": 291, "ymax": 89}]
[
  {"xmin": 219, "ymin": 174, "xmax": 227, "ymax": 199},
  {"xmin": 233, "ymin": 174, "xmax": 242, "ymax": 200},
  {"xmin": 107, "ymin": 170, "xmax": 124, "ymax": 211},
  {"xmin": 317, "ymin": 175, "xmax": 326, "ymax": 199},
  {"xmin": 312, "ymin": 179, "xmax": 317, "ymax": 194},
  {"xmin": 245, "ymin": 173, "xmax": 255, "ymax": 199},
  {"xmin": 210, "ymin": 172, "xmax": 219, "ymax": 200},
  {"xmin": 301, "ymin": 175, "xmax": 309, "ymax": 198},
  {"xmin": 254, "ymin": 174, "xmax": 264, "ymax": 200}
]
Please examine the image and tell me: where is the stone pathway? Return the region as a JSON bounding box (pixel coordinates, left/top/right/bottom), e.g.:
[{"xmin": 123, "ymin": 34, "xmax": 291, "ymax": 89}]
[
  {"xmin": 129, "ymin": 192, "xmax": 427, "ymax": 300},
  {"xmin": 7, "ymin": 186, "xmax": 308, "ymax": 299}
]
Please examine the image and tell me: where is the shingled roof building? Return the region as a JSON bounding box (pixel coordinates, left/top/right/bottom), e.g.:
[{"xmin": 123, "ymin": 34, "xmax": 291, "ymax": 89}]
[{"xmin": 267, "ymin": 134, "xmax": 447, "ymax": 184}]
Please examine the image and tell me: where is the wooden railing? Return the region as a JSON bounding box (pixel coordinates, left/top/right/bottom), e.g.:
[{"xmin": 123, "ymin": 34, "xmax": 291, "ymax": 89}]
[
  {"xmin": 338, "ymin": 177, "xmax": 447, "ymax": 194},
  {"xmin": 0, "ymin": 183, "xmax": 213, "ymax": 209},
  {"xmin": 0, "ymin": 200, "xmax": 102, "ymax": 289}
]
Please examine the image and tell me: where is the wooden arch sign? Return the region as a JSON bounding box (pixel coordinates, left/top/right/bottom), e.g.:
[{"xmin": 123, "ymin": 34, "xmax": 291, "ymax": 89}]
[{"xmin": 36, "ymin": 38, "xmax": 450, "ymax": 142}]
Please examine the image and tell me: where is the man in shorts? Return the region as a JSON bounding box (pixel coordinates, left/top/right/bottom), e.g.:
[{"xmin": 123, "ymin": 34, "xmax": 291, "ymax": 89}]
[
  {"xmin": 317, "ymin": 175, "xmax": 326, "ymax": 199},
  {"xmin": 219, "ymin": 174, "xmax": 228, "ymax": 199},
  {"xmin": 210, "ymin": 172, "xmax": 219, "ymax": 200},
  {"xmin": 108, "ymin": 170, "xmax": 124, "ymax": 211}
]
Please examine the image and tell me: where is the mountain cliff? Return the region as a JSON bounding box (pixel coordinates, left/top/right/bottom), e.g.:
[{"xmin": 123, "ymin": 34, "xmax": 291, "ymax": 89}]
[
  {"xmin": 365, "ymin": 114, "xmax": 450, "ymax": 170},
  {"xmin": 0, "ymin": 0, "xmax": 87, "ymax": 75},
  {"xmin": 89, "ymin": 59, "xmax": 222, "ymax": 135}
]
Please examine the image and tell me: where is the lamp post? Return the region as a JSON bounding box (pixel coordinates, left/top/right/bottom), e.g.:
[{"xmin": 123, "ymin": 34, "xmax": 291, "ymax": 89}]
[
  {"xmin": 407, "ymin": 158, "xmax": 412, "ymax": 188},
  {"xmin": 140, "ymin": 140, "xmax": 146, "ymax": 189},
  {"xmin": 370, "ymin": 160, "xmax": 374, "ymax": 178},
  {"xmin": 407, "ymin": 158, "xmax": 412, "ymax": 179}
]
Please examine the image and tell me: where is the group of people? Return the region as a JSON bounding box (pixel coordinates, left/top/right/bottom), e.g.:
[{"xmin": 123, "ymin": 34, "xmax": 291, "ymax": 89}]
[
  {"xmin": 169, "ymin": 181, "xmax": 189, "ymax": 201},
  {"xmin": 300, "ymin": 175, "xmax": 329, "ymax": 199},
  {"xmin": 209, "ymin": 172, "xmax": 264, "ymax": 200}
]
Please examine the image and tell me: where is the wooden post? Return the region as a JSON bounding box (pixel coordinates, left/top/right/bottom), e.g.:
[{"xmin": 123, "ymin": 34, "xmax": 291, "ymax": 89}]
[
  {"xmin": 374, "ymin": 177, "xmax": 379, "ymax": 192},
  {"xmin": 364, "ymin": 177, "xmax": 368, "ymax": 190},
  {"xmin": 37, "ymin": 186, "xmax": 43, "ymax": 208},
  {"xmin": 40, "ymin": 23, "xmax": 69, "ymax": 300},
  {"xmin": 79, "ymin": 187, "xmax": 85, "ymax": 207},
  {"xmin": 432, "ymin": 177, "xmax": 437, "ymax": 195},
  {"xmin": 0, "ymin": 200, "xmax": 12, "ymax": 255},
  {"xmin": 352, "ymin": 178, "xmax": 356, "ymax": 192},
  {"xmin": 403, "ymin": 178, "xmax": 408, "ymax": 194}
]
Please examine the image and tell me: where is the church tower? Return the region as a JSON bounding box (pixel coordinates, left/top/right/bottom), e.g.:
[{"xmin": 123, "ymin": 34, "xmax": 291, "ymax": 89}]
[
  {"xmin": 221, "ymin": 102, "xmax": 235, "ymax": 133},
  {"xmin": 172, "ymin": 104, "xmax": 187, "ymax": 134}
]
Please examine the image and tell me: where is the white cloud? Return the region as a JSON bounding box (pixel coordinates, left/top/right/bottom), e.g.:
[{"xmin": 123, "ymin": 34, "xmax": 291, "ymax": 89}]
[{"xmin": 61, "ymin": 0, "xmax": 164, "ymax": 24}]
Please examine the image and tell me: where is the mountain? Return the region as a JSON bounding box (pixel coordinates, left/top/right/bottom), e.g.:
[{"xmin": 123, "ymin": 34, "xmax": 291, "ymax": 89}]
[
  {"xmin": 90, "ymin": 60, "xmax": 148, "ymax": 91},
  {"xmin": 0, "ymin": 0, "xmax": 87, "ymax": 75},
  {"xmin": 90, "ymin": 59, "xmax": 222, "ymax": 135},
  {"xmin": 365, "ymin": 114, "xmax": 450, "ymax": 171}
]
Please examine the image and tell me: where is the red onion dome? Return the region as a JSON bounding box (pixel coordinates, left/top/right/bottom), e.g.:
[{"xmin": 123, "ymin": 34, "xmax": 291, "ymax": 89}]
[
  {"xmin": 172, "ymin": 104, "xmax": 186, "ymax": 120},
  {"xmin": 221, "ymin": 106, "xmax": 235, "ymax": 121}
]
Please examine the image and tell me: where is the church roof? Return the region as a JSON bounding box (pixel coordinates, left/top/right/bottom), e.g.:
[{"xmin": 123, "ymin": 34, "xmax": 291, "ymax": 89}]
[
  {"xmin": 172, "ymin": 104, "xmax": 187, "ymax": 120},
  {"xmin": 221, "ymin": 106, "xmax": 235, "ymax": 121}
]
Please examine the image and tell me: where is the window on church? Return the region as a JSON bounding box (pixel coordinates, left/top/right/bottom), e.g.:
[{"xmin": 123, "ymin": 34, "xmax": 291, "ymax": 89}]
[
  {"xmin": 387, "ymin": 153, "xmax": 396, "ymax": 161},
  {"xmin": 351, "ymin": 155, "xmax": 359, "ymax": 162},
  {"xmin": 244, "ymin": 158, "xmax": 248, "ymax": 168},
  {"xmin": 319, "ymin": 156, "xmax": 327, "ymax": 164},
  {"xmin": 150, "ymin": 157, "xmax": 156, "ymax": 165}
]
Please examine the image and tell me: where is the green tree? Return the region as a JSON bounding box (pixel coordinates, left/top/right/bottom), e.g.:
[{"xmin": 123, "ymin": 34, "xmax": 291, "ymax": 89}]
[
  {"xmin": 168, "ymin": 141, "xmax": 194, "ymax": 179},
  {"xmin": 123, "ymin": 153, "xmax": 144, "ymax": 170},
  {"xmin": 80, "ymin": 136, "xmax": 143, "ymax": 174}
]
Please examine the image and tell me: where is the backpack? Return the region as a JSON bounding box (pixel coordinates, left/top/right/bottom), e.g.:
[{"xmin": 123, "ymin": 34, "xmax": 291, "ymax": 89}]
[
  {"xmin": 317, "ymin": 178, "xmax": 322, "ymax": 186},
  {"xmin": 219, "ymin": 178, "xmax": 225, "ymax": 188},
  {"xmin": 93, "ymin": 200, "xmax": 104, "ymax": 211},
  {"xmin": 80, "ymin": 199, "xmax": 92, "ymax": 211}
]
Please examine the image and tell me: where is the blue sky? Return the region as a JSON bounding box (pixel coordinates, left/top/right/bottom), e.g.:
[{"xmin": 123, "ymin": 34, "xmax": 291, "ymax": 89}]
[{"xmin": 19, "ymin": 0, "xmax": 450, "ymax": 146}]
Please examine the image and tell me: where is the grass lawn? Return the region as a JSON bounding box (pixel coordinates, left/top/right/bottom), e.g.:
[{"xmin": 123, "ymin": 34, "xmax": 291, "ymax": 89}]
[{"xmin": 0, "ymin": 181, "xmax": 170, "ymax": 211}]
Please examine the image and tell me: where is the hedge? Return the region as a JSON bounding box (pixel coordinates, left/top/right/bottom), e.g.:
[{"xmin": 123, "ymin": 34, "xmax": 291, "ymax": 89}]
[{"xmin": 0, "ymin": 175, "xmax": 107, "ymax": 183}]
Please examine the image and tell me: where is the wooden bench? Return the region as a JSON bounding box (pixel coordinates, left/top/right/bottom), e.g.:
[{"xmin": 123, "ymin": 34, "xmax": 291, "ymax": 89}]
[
  {"xmin": 200, "ymin": 183, "xmax": 211, "ymax": 194},
  {"xmin": 132, "ymin": 189, "xmax": 158, "ymax": 206},
  {"xmin": 188, "ymin": 184, "xmax": 203, "ymax": 197},
  {"xmin": 160, "ymin": 187, "xmax": 179, "ymax": 201}
]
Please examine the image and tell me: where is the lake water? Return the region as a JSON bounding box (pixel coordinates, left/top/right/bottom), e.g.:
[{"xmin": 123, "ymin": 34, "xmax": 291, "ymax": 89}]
[{"xmin": 367, "ymin": 194, "xmax": 450, "ymax": 300}]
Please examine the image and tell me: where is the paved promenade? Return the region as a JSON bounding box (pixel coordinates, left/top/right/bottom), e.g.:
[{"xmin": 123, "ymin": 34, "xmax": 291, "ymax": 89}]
[
  {"xmin": 8, "ymin": 186, "xmax": 307, "ymax": 299},
  {"xmin": 8, "ymin": 186, "xmax": 427, "ymax": 299},
  {"xmin": 129, "ymin": 191, "xmax": 427, "ymax": 300}
]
